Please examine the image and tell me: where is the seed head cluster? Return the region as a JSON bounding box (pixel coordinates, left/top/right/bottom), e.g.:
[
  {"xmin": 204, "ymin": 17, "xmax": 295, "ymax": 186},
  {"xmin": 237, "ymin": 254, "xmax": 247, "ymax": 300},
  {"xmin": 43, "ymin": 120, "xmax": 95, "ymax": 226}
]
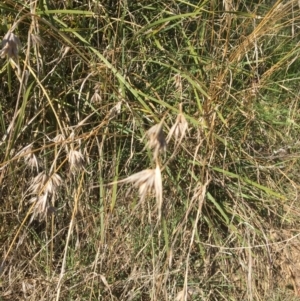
[
  {"xmin": 112, "ymin": 104, "xmax": 188, "ymax": 221},
  {"xmin": 28, "ymin": 172, "xmax": 62, "ymax": 221}
]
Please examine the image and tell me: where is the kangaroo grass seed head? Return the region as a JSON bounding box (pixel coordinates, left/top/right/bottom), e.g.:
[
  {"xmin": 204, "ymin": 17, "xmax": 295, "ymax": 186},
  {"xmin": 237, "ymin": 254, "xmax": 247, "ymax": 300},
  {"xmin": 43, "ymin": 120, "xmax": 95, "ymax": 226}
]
[
  {"xmin": 47, "ymin": 173, "xmax": 63, "ymax": 194},
  {"xmin": 174, "ymin": 73, "xmax": 182, "ymax": 91},
  {"xmin": 0, "ymin": 31, "xmax": 21, "ymax": 59},
  {"xmin": 29, "ymin": 172, "xmax": 48, "ymax": 195}
]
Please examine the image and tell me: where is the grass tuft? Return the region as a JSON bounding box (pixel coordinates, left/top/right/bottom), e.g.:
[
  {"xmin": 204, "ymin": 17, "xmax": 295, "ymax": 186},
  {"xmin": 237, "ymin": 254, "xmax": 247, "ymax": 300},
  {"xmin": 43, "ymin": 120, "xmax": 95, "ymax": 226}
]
[{"xmin": 1, "ymin": 0, "xmax": 300, "ymax": 300}]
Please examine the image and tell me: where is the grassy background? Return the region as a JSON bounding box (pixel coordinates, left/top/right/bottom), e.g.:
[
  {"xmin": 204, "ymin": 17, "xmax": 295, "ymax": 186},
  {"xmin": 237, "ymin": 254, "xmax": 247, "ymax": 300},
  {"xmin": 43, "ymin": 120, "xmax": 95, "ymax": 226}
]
[{"xmin": 1, "ymin": 0, "xmax": 300, "ymax": 300}]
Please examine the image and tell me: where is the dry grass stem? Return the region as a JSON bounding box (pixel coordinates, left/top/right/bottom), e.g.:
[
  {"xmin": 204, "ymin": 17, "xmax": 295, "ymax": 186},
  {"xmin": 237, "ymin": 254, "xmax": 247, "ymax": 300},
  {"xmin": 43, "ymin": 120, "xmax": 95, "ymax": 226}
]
[
  {"xmin": 0, "ymin": 31, "xmax": 21, "ymax": 59},
  {"xmin": 144, "ymin": 121, "xmax": 166, "ymax": 160},
  {"xmin": 154, "ymin": 164, "xmax": 163, "ymax": 221}
]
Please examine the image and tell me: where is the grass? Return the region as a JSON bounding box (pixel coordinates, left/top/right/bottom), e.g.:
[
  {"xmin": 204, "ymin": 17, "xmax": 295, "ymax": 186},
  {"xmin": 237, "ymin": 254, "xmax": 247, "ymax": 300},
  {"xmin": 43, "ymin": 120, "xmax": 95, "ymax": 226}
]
[{"xmin": 1, "ymin": 0, "xmax": 300, "ymax": 300}]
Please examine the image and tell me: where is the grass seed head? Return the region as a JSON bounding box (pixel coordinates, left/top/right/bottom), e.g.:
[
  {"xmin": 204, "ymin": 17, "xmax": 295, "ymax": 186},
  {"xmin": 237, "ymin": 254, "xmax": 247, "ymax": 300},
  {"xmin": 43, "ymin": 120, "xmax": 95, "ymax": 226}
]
[
  {"xmin": 174, "ymin": 73, "xmax": 182, "ymax": 91},
  {"xmin": 29, "ymin": 172, "xmax": 48, "ymax": 195},
  {"xmin": 53, "ymin": 133, "xmax": 66, "ymax": 144},
  {"xmin": 109, "ymin": 101, "xmax": 122, "ymax": 119},
  {"xmin": 167, "ymin": 113, "xmax": 188, "ymax": 144},
  {"xmin": 28, "ymin": 172, "xmax": 62, "ymax": 221},
  {"xmin": 28, "ymin": 193, "xmax": 48, "ymax": 220},
  {"xmin": 28, "ymin": 194, "xmax": 56, "ymax": 221},
  {"xmin": 91, "ymin": 86, "xmax": 102, "ymax": 104},
  {"xmin": 145, "ymin": 121, "xmax": 166, "ymax": 160},
  {"xmin": 19, "ymin": 144, "xmax": 41, "ymax": 172},
  {"xmin": 167, "ymin": 103, "xmax": 188, "ymax": 144},
  {"xmin": 53, "ymin": 133, "xmax": 67, "ymax": 152},
  {"xmin": 25, "ymin": 153, "xmax": 41, "ymax": 172},
  {"xmin": 29, "ymin": 172, "xmax": 62, "ymax": 196},
  {"xmin": 118, "ymin": 164, "xmax": 163, "ymax": 219},
  {"xmin": 30, "ymin": 34, "xmax": 43, "ymax": 47},
  {"xmin": 0, "ymin": 31, "xmax": 21, "ymax": 59},
  {"xmin": 68, "ymin": 150, "xmax": 85, "ymax": 173},
  {"xmin": 47, "ymin": 173, "xmax": 63, "ymax": 195}
]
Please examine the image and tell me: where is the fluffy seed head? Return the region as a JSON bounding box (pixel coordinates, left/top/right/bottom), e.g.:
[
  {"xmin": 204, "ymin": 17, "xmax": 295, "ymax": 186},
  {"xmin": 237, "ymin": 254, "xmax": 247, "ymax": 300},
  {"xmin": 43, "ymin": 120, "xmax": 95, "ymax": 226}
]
[{"xmin": 125, "ymin": 168, "xmax": 156, "ymax": 203}]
